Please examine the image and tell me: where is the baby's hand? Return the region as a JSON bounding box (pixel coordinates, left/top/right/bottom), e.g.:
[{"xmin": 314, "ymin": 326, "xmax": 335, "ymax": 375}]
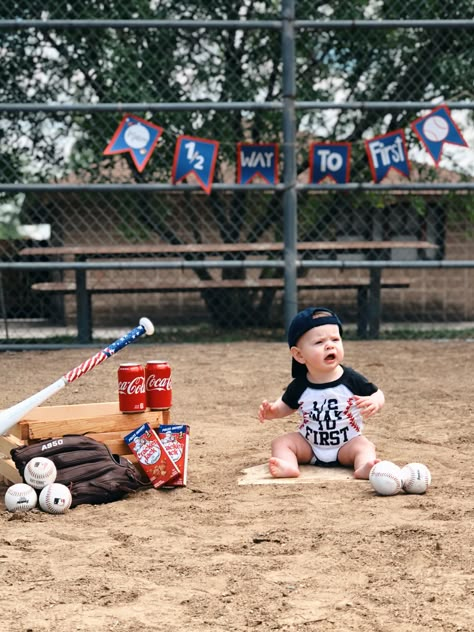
[
  {"xmin": 258, "ymin": 399, "xmax": 275, "ymax": 423},
  {"xmin": 353, "ymin": 395, "xmax": 381, "ymax": 420}
]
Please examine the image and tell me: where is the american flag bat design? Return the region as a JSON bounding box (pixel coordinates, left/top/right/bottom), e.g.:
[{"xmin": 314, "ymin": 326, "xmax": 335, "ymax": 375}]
[{"xmin": 0, "ymin": 317, "xmax": 154, "ymax": 436}]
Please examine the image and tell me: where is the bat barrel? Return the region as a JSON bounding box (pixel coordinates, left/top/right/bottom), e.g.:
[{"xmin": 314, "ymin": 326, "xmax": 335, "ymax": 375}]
[{"xmin": 0, "ymin": 378, "xmax": 66, "ymax": 436}]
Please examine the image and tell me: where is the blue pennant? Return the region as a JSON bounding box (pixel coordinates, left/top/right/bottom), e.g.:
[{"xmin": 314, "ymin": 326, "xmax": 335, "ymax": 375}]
[
  {"xmin": 309, "ymin": 142, "xmax": 351, "ymax": 184},
  {"xmin": 365, "ymin": 130, "xmax": 410, "ymax": 183},
  {"xmin": 411, "ymin": 105, "xmax": 468, "ymax": 166},
  {"xmin": 172, "ymin": 136, "xmax": 220, "ymax": 194},
  {"xmin": 103, "ymin": 114, "xmax": 164, "ymax": 173},
  {"xmin": 237, "ymin": 143, "xmax": 279, "ymax": 184}
]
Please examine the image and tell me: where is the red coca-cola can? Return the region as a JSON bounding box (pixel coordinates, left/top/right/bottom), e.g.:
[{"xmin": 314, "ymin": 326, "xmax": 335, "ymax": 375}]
[
  {"xmin": 118, "ymin": 363, "xmax": 146, "ymax": 413},
  {"xmin": 145, "ymin": 361, "xmax": 172, "ymax": 410}
]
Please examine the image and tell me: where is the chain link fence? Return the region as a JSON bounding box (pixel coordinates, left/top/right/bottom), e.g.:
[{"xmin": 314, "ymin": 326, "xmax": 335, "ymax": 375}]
[{"xmin": 1, "ymin": 1, "xmax": 473, "ymax": 346}]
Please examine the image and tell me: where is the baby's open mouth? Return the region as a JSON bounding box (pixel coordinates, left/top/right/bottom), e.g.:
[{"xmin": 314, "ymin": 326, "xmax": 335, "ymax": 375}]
[{"xmin": 325, "ymin": 353, "xmax": 336, "ymax": 361}]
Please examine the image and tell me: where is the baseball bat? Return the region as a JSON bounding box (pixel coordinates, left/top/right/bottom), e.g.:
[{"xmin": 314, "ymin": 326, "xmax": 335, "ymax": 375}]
[{"xmin": 0, "ymin": 317, "xmax": 155, "ymax": 436}]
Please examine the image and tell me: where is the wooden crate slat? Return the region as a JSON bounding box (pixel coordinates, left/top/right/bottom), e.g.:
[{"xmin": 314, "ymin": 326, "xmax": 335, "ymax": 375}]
[
  {"xmin": 18, "ymin": 409, "xmax": 170, "ymax": 440},
  {"xmin": 0, "ymin": 434, "xmax": 23, "ymax": 457},
  {"xmin": 15, "ymin": 402, "xmax": 122, "ymax": 421},
  {"xmin": 0, "ymin": 459, "xmax": 22, "ymax": 484},
  {"xmin": 85, "ymin": 431, "xmax": 133, "ymax": 455}
]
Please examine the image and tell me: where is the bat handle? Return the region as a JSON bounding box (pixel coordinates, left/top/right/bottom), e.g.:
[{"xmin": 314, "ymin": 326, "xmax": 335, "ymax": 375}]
[
  {"xmin": 63, "ymin": 317, "xmax": 155, "ymax": 383},
  {"xmin": 107, "ymin": 317, "xmax": 155, "ymax": 356}
]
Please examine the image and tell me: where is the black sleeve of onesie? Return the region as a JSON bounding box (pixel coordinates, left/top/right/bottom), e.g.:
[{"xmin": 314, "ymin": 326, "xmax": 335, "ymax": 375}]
[
  {"xmin": 281, "ymin": 378, "xmax": 307, "ymax": 410},
  {"xmin": 343, "ymin": 366, "xmax": 379, "ymax": 396}
]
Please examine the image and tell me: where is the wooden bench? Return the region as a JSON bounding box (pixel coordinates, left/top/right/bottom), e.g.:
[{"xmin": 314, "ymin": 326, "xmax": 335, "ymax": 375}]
[
  {"xmin": 31, "ymin": 276, "xmax": 410, "ymax": 340},
  {"xmin": 21, "ymin": 239, "xmax": 433, "ymax": 342},
  {"xmin": 19, "ymin": 240, "xmax": 436, "ymax": 257}
]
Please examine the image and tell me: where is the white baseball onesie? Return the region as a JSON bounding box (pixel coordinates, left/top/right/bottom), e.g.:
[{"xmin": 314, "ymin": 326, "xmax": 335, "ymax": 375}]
[{"xmin": 281, "ymin": 366, "xmax": 378, "ymax": 465}]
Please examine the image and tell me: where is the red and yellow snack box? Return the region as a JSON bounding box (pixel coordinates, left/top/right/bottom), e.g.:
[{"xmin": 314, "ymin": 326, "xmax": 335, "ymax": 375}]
[
  {"xmin": 157, "ymin": 424, "xmax": 190, "ymax": 486},
  {"xmin": 124, "ymin": 422, "xmax": 180, "ymax": 488}
]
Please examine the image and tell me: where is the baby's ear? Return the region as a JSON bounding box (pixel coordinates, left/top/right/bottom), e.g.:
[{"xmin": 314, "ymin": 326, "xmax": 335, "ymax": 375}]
[{"xmin": 290, "ymin": 345, "xmax": 305, "ymax": 364}]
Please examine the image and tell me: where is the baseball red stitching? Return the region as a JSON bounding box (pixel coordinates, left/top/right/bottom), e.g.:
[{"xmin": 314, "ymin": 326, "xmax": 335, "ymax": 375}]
[
  {"xmin": 372, "ymin": 472, "xmax": 401, "ymax": 492},
  {"xmin": 344, "ymin": 397, "xmax": 360, "ymax": 433}
]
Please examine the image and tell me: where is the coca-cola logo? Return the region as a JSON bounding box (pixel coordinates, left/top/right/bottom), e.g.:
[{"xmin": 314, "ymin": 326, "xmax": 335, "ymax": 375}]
[
  {"xmin": 146, "ymin": 374, "xmax": 172, "ymax": 392},
  {"xmin": 118, "ymin": 376, "xmax": 145, "ymax": 395}
]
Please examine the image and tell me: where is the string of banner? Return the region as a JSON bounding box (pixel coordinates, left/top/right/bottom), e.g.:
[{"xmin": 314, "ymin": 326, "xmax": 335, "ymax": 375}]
[{"xmin": 103, "ymin": 104, "xmax": 468, "ymax": 195}]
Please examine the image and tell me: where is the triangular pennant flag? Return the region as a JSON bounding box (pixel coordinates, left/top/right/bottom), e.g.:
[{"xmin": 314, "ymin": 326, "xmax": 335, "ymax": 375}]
[
  {"xmin": 103, "ymin": 114, "xmax": 164, "ymax": 172},
  {"xmin": 365, "ymin": 130, "xmax": 410, "ymax": 183},
  {"xmin": 410, "ymin": 105, "xmax": 468, "ymax": 166},
  {"xmin": 236, "ymin": 143, "xmax": 279, "ymax": 184},
  {"xmin": 309, "ymin": 142, "xmax": 351, "ymax": 184},
  {"xmin": 171, "ymin": 135, "xmax": 219, "ymax": 195}
]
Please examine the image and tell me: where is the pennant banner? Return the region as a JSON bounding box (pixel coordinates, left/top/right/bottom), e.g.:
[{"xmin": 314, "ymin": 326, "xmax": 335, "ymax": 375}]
[
  {"xmin": 365, "ymin": 130, "xmax": 410, "ymax": 184},
  {"xmin": 172, "ymin": 135, "xmax": 220, "ymax": 195},
  {"xmin": 103, "ymin": 104, "xmax": 470, "ymax": 186},
  {"xmin": 103, "ymin": 114, "xmax": 164, "ymax": 173},
  {"xmin": 309, "ymin": 142, "xmax": 351, "ymax": 184},
  {"xmin": 236, "ymin": 143, "xmax": 279, "ymax": 184},
  {"xmin": 410, "ymin": 105, "xmax": 468, "ymax": 166}
]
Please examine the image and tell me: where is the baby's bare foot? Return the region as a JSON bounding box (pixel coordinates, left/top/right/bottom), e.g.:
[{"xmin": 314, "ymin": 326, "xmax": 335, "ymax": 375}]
[
  {"xmin": 268, "ymin": 457, "xmax": 300, "ymax": 478},
  {"xmin": 354, "ymin": 458, "xmax": 380, "ymax": 480}
]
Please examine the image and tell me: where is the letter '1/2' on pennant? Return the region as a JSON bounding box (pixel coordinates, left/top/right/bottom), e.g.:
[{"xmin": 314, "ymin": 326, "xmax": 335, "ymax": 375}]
[{"xmin": 172, "ymin": 135, "xmax": 220, "ymax": 195}]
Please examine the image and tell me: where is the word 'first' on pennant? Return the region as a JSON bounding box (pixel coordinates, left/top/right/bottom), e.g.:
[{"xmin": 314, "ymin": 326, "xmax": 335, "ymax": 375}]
[
  {"xmin": 103, "ymin": 114, "xmax": 164, "ymax": 173},
  {"xmin": 365, "ymin": 129, "xmax": 410, "ymax": 184},
  {"xmin": 172, "ymin": 135, "xmax": 220, "ymax": 194},
  {"xmin": 236, "ymin": 143, "xmax": 279, "ymax": 184},
  {"xmin": 410, "ymin": 105, "xmax": 469, "ymax": 167},
  {"xmin": 309, "ymin": 142, "xmax": 351, "ymax": 184}
]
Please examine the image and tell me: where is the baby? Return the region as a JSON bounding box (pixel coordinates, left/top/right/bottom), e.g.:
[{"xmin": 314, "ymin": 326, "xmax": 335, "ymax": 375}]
[{"xmin": 258, "ymin": 306, "xmax": 384, "ymax": 478}]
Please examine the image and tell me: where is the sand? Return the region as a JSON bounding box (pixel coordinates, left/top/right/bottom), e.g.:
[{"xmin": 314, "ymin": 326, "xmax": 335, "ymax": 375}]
[{"xmin": 0, "ymin": 339, "xmax": 473, "ymax": 631}]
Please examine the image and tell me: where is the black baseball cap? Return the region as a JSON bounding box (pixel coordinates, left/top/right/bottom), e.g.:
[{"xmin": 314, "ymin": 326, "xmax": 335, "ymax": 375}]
[{"xmin": 288, "ymin": 307, "xmax": 343, "ymax": 377}]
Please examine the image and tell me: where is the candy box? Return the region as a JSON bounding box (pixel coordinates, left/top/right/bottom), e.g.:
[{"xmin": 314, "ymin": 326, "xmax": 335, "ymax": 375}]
[
  {"xmin": 124, "ymin": 422, "xmax": 180, "ymax": 488},
  {"xmin": 157, "ymin": 424, "xmax": 190, "ymax": 486}
]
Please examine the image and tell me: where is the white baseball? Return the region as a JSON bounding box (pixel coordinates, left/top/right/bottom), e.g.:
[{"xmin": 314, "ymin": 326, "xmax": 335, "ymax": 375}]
[
  {"xmin": 124, "ymin": 122, "xmax": 150, "ymax": 149},
  {"xmin": 401, "ymin": 463, "xmax": 432, "ymax": 494},
  {"xmin": 369, "ymin": 461, "xmax": 403, "ymax": 496},
  {"xmin": 24, "ymin": 457, "xmax": 57, "ymax": 489},
  {"xmin": 422, "ymin": 115, "xmax": 449, "ymax": 142},
  {"xmin": 4, "ymin": 483, "xmax": 37, "ymax": 513},
  {"xmin": 39, "ymin": 483, "xmax": 72, "ymax": 514}
]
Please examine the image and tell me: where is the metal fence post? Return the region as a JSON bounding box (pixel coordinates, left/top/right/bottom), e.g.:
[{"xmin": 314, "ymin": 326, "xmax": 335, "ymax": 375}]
[{"xmin": 282, "ymin": 0, "xmax": 298, "ymax": 334}]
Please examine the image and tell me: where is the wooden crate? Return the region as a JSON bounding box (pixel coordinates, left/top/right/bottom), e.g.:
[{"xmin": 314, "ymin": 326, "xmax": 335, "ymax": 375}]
[{"xmin": 0, "ymin": 402, "xmax": 170, "ymax": 485}]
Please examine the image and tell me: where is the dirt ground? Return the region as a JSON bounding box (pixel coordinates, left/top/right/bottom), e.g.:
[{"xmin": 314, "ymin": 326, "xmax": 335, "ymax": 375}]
[{"xmin": 0, "ymin": 338, "xmax": 473, "ymax": 632}]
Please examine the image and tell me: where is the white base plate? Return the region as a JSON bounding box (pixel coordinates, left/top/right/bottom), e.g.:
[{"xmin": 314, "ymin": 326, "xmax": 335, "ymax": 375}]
[{"xmin": 238, "ymin": 463, "xmax": 363, "ymax": 485}]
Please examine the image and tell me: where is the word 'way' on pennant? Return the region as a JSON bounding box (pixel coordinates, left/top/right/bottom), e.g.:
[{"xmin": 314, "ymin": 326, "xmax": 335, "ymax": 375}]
[
  {"xmin": 171, "ymin": 135, "xmax": 220, "ymax": 195},
  {"xmin": 236, "ymin": 142, "xmax": 279, "ymax": 184},
  {"xmin": 103, "ymin": 114, "xmax": 164, "ymax": 173}
]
